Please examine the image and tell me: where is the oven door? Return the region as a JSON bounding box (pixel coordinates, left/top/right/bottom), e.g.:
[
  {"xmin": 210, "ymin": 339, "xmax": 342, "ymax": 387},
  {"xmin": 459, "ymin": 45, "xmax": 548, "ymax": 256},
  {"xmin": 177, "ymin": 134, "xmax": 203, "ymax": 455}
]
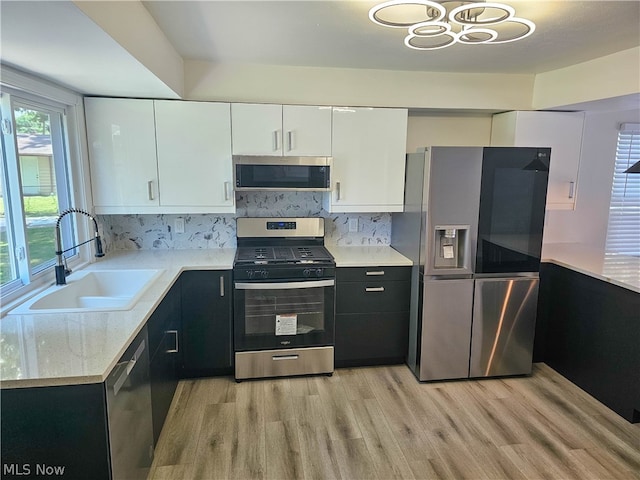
[{"xmin": 234, "ymin": 279, "xmax": 335, "ymax": 351}]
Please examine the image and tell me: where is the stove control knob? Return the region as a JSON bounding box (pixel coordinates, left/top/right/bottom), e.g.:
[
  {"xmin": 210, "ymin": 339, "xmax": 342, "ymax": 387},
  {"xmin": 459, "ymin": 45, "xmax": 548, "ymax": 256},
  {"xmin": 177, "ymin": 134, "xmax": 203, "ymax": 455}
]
[
  {"xmin": 261, "ymin": 270, "xmax": 269, "ymax": 279},
  {"xmin": 315, "ymin": 268, "xmax": 323, "ymax": 277},
  {"xmin": 247, "ymin": 270, "xmax": 254, "ymax": 279},
  {"xmin": 303, "ymin": 269, "xmax": 311, "ymax": 277}
]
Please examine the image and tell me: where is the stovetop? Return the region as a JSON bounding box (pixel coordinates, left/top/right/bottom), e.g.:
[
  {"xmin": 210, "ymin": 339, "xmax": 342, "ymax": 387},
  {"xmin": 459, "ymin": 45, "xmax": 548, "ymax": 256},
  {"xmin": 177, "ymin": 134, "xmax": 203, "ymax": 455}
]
[
  {"xmin": 233, "ymin": 217, "xmax": 335, "ymax": 280},
  {"xmin": 235, "ymin": 245, "xmax": 334, "ymax": 265},
  {"xmin": 233, "ymin": 245, "xmax": 335, "ymax": 281}
]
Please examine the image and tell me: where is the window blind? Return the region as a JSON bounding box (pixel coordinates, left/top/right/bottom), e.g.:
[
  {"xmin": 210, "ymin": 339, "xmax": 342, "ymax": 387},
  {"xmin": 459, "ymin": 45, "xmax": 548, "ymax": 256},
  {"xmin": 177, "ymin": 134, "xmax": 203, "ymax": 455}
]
[{"xmin": 605, "ymin": 123, "xmax": 640, "ymax": 257}]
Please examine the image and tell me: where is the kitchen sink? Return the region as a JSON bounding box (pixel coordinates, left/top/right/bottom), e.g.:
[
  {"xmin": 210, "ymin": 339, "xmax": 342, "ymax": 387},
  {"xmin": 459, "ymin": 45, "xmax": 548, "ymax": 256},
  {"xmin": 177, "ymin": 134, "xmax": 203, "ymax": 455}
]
[{"xmin": 10, "ymin": 269, "xmax": 164, "ymax": 314}]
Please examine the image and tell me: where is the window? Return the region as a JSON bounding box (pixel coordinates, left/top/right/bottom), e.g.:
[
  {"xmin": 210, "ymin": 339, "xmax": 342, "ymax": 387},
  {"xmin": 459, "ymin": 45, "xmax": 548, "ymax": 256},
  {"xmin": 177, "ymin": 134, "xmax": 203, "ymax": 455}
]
[
  {"xmin": 605, "ymin": 123, "xmax": 640, "ymax": 257},
  {"xmin": 0, "ymin": 89, "xmax": 76, "ymax": 296}
]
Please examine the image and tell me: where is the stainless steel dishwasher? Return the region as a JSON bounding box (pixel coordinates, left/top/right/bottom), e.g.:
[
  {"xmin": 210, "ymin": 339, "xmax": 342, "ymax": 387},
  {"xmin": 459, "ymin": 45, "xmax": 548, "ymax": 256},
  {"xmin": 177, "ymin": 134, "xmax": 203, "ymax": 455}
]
[{"xmin": 105, "ymin": 327, "xmax": 154, "ymax": 480}]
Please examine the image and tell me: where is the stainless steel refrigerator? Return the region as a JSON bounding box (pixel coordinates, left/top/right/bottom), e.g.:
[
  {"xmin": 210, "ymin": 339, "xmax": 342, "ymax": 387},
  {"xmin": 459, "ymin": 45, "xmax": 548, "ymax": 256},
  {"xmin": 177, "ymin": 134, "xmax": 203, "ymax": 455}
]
[{"xmin": 392, "ymin": 146, "xmax": 550, "ymax": 381}]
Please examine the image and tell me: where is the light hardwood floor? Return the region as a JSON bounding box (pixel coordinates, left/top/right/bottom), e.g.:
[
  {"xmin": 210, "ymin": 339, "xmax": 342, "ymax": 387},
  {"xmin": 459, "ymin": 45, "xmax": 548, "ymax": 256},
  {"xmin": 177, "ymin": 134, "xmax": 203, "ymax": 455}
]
[{"xmin": 149, "ymin": 363, "xmax": 640, "ymax": 480}]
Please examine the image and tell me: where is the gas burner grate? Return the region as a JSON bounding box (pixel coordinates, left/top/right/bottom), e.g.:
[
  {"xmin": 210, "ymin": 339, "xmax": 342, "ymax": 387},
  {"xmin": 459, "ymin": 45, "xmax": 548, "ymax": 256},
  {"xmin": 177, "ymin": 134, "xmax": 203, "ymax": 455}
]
[
  {"xmin": 297, "ymin": 247, "xmax": 314, "ymax": 258},
  {"xmin": 254, "ymin": 247, "xmax": 269, "ymax": 260}
]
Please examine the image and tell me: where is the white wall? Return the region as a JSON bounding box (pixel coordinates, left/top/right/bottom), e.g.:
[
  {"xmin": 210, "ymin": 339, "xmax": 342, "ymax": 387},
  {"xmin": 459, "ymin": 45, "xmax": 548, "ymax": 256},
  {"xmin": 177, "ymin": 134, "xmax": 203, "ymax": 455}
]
[
  {"xmin": 533, "ymin": 47, "xmax": 640, "ymax": 110},
  {"xmin": 74, "ymin": 0, "xmax": 184, "ymax": 97},
  {"xmin": 543, "ymin": 107, "xmax": 640, "ymax": 248},
  {"xmin": 185, "ymin": 60, "xmax": 534, "ymax": 110},
  {"xmin": 406, "ymin": 114, "xmax": 492, "ymax": 152}
]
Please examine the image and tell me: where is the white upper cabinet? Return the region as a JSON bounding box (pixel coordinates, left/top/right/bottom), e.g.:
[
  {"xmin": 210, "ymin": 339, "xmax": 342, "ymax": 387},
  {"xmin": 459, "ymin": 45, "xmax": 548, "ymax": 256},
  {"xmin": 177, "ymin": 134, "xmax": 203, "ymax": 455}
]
[
  {"xmin": 491, "ymin": 111, "xmax": 585, "ymax": 210},
  {"xmin": 85, "ymin": 98, "xmax": 235, "ymax": 214},
  {"xmin": 282, "ymin": 105, "xmax": 332, "ymax": 156},
  {"xmin": 85, "ymin": 97, "xmax": 159, "ymax": 210},
  {"xmin": 326, "ymin": 107, "xmax": 408, "ymax": 213},
  {"xmin": 231, "ymin": 103, "xmax": 332, "ymax": 156},
  {"xmin": 155, "ymin": 100, "xmax": 234, "ymax": 212}
]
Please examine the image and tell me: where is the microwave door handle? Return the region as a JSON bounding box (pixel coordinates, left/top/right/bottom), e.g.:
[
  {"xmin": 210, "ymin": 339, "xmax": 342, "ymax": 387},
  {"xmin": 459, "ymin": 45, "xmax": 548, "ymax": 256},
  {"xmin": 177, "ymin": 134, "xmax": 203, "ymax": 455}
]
[{"xmin": 235, "ymin": 280, "xmax": 335, "ymax": 290}]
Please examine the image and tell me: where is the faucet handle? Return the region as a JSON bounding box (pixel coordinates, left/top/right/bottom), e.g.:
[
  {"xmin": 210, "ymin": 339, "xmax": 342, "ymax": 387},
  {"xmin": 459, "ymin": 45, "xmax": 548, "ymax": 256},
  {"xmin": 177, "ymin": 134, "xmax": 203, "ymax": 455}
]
[{"xmin": 95, "ymin": 236, "xmax": 105, "ymax": 257}]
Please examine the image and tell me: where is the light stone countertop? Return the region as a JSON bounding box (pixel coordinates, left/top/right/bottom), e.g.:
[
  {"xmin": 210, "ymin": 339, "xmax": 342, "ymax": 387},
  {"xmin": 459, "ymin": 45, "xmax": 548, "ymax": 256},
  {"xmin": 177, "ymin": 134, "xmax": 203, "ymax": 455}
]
[
  {"xmin": 0, "ymin": 249, "xmax": 236, "ymax": 389},
  {"xmin": 542, "ymin": 243, "xmax": 639, "ymax": 293},
  {"xmin": 327, "ymin": 245, "xmax": 412, "ymax": 267}
]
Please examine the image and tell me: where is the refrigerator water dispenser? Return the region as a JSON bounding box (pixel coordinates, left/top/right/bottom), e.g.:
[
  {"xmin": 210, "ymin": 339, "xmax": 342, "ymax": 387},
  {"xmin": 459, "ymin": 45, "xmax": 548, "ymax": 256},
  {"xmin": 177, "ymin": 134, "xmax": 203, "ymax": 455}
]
[{"xmin": 433, "ymin": 225, "xmax": 470, "ymax": 271}]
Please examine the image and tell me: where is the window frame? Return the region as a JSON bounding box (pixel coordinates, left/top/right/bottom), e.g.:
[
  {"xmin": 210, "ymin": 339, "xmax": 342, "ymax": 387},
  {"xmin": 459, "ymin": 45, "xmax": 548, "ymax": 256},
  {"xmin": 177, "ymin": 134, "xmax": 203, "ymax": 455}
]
[
  {"xmin": 605, "ymin": 122, "xmax": 640, "ymax": 258},
  {"xmin": 0, "ymin": 69, "xmax": 93, "ymax": 310}
]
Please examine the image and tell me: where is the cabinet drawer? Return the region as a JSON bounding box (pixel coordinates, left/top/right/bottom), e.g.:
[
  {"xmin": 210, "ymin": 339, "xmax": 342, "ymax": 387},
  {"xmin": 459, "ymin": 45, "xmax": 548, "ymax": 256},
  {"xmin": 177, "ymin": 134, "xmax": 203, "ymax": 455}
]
[
  {"xmin": 336, "ymin": 266, "xmax": 410, "ymax": 282},
  {"xmin": 335, "ymin": 312, "xmax": 409, "ymax": 367},
  {"xmin": 336, "ymin": 280, "xmax": 410, "ymax": 314}
]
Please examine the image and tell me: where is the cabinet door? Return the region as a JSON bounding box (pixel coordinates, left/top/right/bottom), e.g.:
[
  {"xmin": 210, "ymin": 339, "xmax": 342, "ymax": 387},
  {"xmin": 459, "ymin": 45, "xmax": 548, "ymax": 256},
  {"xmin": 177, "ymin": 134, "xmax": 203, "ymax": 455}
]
[
  {"xmin": 491, "ymin": 111, "xmax": 585, "ymax": 210},
  {"xmin": 181, "ymin": 270, "xmax": 233, "ymax": 376},
  {"xmin": 148, "ymin": 279, "xmax": 181, "ymax": 444},
  {"xmin": 327, "ymin": 107, "xmax": 408, "ymax": 212},
  {"xmin": 85, "ymin": 97, "xmax": 159, "ymax": 210},
  {"xmin": 335, "ymin": 312, "xmax": 409, "ymax": 367},
  {"xmin": 1, "ymin": 383, "xmax": 111, "ymax": 480},
  {"xmin": 282, "ymin": 105, "xmax": 332, "ymax": 156},
  {"xmin": 155, "ymin": 101, "xmax": 234, "ymax": 212},
  {"xmin": 231, "ymin": 103, "xmax": 283, "ymax": 155}
]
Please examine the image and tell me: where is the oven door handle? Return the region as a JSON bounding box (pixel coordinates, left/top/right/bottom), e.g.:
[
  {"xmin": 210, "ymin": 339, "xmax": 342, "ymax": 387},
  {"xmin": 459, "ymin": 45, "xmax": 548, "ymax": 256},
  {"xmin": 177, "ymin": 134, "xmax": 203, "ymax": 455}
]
[{"xmin": 235, "ymin": 279, "xmax": 335, "ymax": 290}]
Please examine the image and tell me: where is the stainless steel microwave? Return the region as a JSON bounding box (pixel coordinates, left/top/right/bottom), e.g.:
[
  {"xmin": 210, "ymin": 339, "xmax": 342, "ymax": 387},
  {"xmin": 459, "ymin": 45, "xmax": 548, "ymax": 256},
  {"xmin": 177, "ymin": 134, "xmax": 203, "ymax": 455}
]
[{"xmin": 233, "ymin": 156, "xmax": 332, "ymax": 191}]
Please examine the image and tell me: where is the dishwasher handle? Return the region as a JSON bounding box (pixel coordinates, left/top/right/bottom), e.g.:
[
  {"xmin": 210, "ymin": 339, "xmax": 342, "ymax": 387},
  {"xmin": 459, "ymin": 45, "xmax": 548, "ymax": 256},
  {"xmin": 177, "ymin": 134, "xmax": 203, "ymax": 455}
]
[{"xmin": 113, "ymin": 339, "xmax": 146, "ymax": 397}]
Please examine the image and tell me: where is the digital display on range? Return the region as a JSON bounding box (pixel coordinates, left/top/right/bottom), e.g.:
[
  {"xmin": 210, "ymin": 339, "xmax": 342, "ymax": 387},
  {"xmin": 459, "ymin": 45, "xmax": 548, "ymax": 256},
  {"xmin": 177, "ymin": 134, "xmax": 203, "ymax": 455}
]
[{"xmin": 266, "ymin": 221, "xmax": 296, "ymax": 230}]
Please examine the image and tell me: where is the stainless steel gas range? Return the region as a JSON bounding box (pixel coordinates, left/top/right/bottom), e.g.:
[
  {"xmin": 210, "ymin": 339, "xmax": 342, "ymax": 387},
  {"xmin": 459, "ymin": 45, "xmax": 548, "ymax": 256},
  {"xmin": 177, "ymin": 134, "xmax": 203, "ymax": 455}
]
[{"xmin": 233, "ymin": 217, "xmax": 336, "ymax": 380}]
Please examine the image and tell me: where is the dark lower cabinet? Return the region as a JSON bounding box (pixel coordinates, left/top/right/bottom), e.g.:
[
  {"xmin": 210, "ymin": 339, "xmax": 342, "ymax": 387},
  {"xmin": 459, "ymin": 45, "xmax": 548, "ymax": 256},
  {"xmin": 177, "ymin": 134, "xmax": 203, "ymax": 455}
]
[
  {"xmin": 149, "ymin": 277, "xmax": 181, "ymax": 444},
  {"xmin": 180, "ymin": 270, "xmax": 233, "ymax": 377},
  {"xmin": 335, "ymin": 266, "xmax": 411, "ymax": 367},
  {"xmin": 536, "ymin": 263, "xmax": 640, "ymax": 423},
  {"xmin": 1, "ymin": 327, "xmax": 153, "ymax": 480},
  {"xmin": 1, "ymin": 270, "xmax": 236, "ymax": 480},
  {"xmin": 1, "ymin": 383, "xmax": 111, "ymax": 480}
]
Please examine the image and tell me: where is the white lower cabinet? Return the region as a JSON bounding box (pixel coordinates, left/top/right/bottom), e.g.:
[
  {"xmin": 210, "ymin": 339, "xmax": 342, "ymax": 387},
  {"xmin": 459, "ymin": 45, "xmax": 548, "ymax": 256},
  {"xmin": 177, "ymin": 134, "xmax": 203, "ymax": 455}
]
[
  {"xmin": 326, "ymin": 107, "xmax": 408, "ymax": 213},
  {"xmin": 490, "ymin": 111, "xmax": 585, "ymax": 210},
  {"xmin": 85, "ymin": 98, "xmax": 235, "ymax": 214}
]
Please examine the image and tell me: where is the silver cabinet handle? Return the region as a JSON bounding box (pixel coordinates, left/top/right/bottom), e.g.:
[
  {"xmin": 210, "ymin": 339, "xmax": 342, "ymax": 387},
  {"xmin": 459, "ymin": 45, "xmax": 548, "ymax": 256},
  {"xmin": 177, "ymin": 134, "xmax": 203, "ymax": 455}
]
[
  {"xmin": 166, "ymin": 330, "xmax": 178, "ymax": 354},
  {"xmin": 365, "ymin": 287, "xmax": 385, "ymax": 292},
  {"xmin": 147, "ymin": 180, "xmax": 154, "ymax": 201},
  {"xmin": 569, "ymin": 181, "xmax": 575, "ymax": 199},
  {"xmin": 273, "ymin": 354, "xmax": 299, "ymax": 361},
  {"xmin": 336, "ymin": 181, "xmax": 341, "ymax": 201},
  {"xmin": 224, "ymin": 181, "xmax": 232, "ymax": 201},
  {"xmin": 287, "ymin": 130, "xmax": 293, "ymax": 151},
  {"xmin": 366, "ymin": 270, "xmax": 385, "ymax": 276},
  {"xmin": 220, "ymin": 275, "xmax": 225, "ymax": 297},
  {"xmin": 273, "ymin": 130, "xmax": 281, "ymax": 151}
]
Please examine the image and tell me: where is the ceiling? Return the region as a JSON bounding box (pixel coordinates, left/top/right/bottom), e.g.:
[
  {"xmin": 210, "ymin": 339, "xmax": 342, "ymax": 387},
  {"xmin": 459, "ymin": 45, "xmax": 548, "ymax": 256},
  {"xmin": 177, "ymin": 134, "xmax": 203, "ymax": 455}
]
[
  {"xmin": 0, "ymin": 1, "xmax": 639, "ymax": 103},
  {"xmin": 142, "ymin": 0, "xmax": 640, "ymax": 75}
]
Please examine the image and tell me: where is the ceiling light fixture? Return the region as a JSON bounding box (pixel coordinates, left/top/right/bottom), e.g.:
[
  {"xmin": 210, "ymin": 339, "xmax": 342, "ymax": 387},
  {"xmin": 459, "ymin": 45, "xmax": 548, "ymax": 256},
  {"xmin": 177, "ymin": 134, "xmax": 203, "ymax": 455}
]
[{"xmin": 369, "ymin": 0, "xmax": 536, "ymax": 51}]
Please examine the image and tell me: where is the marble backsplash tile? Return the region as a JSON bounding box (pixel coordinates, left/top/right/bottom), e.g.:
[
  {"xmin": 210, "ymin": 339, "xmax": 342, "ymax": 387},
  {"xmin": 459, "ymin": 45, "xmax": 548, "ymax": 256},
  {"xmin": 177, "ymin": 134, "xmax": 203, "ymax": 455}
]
[{"xmin": 99, "ymin": 192, "xmax": 392, "ymax": 251}]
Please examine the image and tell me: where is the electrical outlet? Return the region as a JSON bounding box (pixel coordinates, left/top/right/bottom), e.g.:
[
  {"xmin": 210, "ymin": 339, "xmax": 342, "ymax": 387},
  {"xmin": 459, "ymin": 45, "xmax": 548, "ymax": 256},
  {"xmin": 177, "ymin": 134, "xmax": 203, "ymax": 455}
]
[
  {"xmin": 174, "ymin": 217, "xmax": 185, "ymax": 234},
  {"xmin": 348, "ymin": 218, "xmax": 358, "ymax": 232}
]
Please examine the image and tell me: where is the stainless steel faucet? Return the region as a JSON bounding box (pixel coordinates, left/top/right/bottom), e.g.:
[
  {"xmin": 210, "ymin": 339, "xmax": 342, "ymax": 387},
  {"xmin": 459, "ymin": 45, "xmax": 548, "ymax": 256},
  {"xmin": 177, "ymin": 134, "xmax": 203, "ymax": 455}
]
[{"xmin": 55, "ymin": 208, "xmax": 104, "ymax": 285}]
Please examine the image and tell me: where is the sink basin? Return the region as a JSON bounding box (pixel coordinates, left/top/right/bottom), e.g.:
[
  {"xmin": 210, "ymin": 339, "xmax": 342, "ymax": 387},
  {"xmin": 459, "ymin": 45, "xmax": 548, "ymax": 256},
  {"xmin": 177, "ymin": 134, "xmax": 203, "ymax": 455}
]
[{"xmin": 10, "ymin": 269, "xmax": 164, "ymax": 314}]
